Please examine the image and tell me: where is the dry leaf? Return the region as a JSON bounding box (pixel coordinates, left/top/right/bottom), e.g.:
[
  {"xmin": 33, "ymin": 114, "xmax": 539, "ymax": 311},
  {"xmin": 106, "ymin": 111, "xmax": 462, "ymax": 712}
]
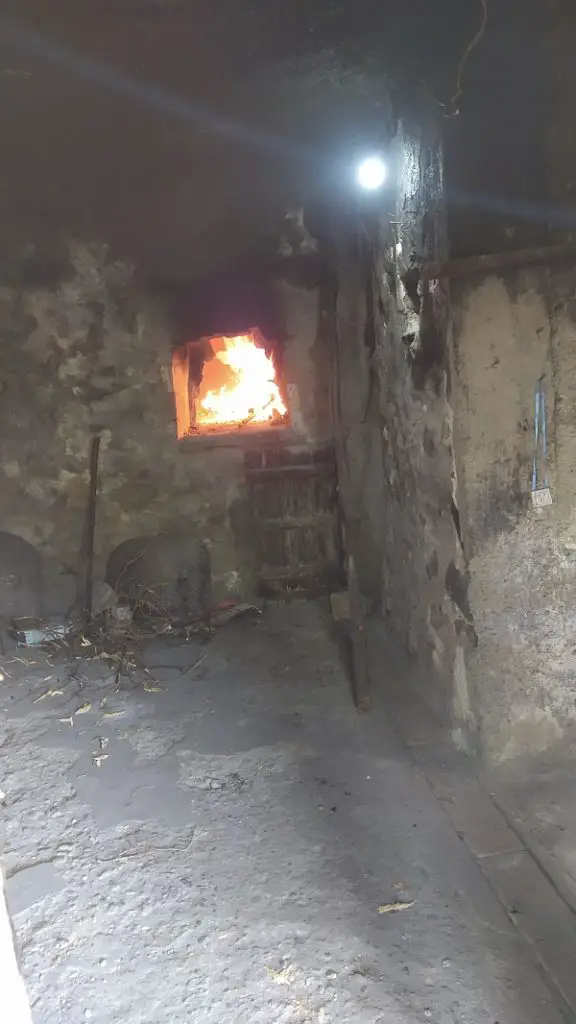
[
  {"xmin": 103, "ymin": 710, "xmax": 125, "ymax": 719},
  {"xmin": 75, "ymin": 702, "xmax": 92, "ymax": 715},
  {"xmin": 266, "ymin": 965, "xmax": 297, "ymax": 986},
  {"xmin": 33, "ymin": 688, "xmax": 64, "ymax": 703},
  {"xmin": 59, "ymin": 716, "xmax": 74, "ymax": 727},
  {"xmin": 378, "ymin": 901, "xmax": 415, "ymax": 915},
  {"xmin": 144, "ymin": 681, "xmax": 163, "ymax": 692}
]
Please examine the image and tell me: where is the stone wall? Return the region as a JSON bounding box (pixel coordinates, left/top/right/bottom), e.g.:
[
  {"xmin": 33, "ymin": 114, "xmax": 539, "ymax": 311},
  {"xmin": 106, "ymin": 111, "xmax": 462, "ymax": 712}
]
[
  {"xmin": 438, "ymin": 0, "xmax": 576, "ymax": 763},
  {"xmin": 451, "ymin": 263, "xmax": 576, "ymax": 761},
  {"xmin": 336, "ymin": 94, "xmax": 471, "ymax": 739},
  {"xmin": 273, "ymin": 278, "xmax": 332, "ymax": 444},
  {"xmin": 0, "ymin": 242, "xmax": 326, "ymax": 615}
]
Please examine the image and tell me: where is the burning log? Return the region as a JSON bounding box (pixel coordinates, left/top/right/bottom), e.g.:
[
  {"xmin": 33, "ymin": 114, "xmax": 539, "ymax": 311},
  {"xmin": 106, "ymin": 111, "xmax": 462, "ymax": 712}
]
[{"xmin": 171, "ymin": 330, "xmax": 287, "ymax": 438}]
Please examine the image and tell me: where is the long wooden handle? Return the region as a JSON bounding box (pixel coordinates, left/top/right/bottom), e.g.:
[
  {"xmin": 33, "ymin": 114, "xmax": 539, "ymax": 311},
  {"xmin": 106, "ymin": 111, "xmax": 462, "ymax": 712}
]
[{"xmin": 84, "ymin": 433, "xmax": 102, "ymax": 625}]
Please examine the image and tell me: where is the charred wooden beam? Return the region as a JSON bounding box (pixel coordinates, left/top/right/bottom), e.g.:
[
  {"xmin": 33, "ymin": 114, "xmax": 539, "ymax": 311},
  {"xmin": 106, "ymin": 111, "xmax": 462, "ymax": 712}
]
[{"xmin": 424, "ymin": 241, "xmax": 576, "ymax": 281}]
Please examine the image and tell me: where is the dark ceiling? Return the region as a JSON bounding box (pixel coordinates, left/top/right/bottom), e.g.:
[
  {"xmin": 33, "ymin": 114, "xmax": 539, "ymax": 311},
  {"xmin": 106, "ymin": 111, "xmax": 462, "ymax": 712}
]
[{"xmin": 0, "ymin": 1, "xmax": 540, "ymax": 279}]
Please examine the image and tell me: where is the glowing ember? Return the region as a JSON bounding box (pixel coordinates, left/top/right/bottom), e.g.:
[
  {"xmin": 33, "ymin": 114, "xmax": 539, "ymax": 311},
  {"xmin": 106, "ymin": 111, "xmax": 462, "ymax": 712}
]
[{"xmin": 171, "ymin": 332, "xmax": 287, "ymax": 437}]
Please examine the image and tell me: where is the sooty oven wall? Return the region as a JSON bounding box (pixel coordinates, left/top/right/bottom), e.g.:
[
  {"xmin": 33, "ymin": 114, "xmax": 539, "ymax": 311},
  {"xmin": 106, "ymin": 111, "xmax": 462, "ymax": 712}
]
[{"xmin": 0, "ymin": 241, "xmax": 332, "ymax": 616}]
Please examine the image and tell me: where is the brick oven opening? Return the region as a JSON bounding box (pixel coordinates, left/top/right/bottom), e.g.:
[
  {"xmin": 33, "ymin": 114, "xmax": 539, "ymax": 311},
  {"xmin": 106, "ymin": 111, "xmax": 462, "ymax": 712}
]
[{"xmin": 172, "ymin": 329, "xmax": 289, "ymax": 438}]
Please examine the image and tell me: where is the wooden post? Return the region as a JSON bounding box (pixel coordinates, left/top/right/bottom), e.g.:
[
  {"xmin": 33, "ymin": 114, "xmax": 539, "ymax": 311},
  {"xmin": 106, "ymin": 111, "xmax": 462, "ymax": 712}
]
[
  {"xmin": 329, "ymin": 225, "xmax": 371, "ymax": 711},
  {"xmin": 84, "ymin": 433, "xmax": 101, "ymax": 627}
]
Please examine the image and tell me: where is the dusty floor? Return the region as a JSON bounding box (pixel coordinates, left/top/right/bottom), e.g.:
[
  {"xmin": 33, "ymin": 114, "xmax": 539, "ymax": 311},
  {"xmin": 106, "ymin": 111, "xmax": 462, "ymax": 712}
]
[{"xmin": 0, "ymin": 601, "xmax": 568, "ymax": 1024}]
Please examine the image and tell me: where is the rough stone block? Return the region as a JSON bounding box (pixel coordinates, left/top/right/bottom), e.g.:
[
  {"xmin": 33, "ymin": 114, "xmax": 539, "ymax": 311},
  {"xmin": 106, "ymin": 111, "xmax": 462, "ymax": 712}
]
[
  {"xmin": 534, "ymin": 936, "xmax": 576, "ymax": 1014},
  {"xmin": 439, "ymin": 787, "xmax": 525, "ymax": 858},
  {"xmin": 481, "ymin": 850, "xmax": 576, "ymax": 943}
]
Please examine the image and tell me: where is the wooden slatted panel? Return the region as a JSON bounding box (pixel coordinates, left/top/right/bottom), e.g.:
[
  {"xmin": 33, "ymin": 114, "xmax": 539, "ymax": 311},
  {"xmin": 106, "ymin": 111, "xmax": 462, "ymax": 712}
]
[{"xmin": 245, "ymin": 445, "xmax": 341, "ymax": 596}]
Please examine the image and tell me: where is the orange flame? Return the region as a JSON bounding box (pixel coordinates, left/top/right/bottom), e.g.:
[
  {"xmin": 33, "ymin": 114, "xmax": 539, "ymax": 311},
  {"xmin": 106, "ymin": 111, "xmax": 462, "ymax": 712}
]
[{"xmin": 172, "ymin": 332, "xmax": 287, "ymax": 437}]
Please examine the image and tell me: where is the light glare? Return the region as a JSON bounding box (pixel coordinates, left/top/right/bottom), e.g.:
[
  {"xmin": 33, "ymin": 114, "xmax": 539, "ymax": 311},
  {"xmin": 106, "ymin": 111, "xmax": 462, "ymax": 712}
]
[{"xmin": 356, "ymin": 155, "xmax": 387, "ymax": 191}]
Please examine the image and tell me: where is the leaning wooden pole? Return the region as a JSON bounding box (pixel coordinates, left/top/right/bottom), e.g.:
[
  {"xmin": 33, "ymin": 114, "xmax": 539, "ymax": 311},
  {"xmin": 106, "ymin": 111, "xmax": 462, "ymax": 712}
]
[
  {"xmin": 329, "ymin": 246, "xmax": 371, "ymax": 712},
  {"xmin": 84, "ymin": 433, "xmax": 101, "ymax": 627}
]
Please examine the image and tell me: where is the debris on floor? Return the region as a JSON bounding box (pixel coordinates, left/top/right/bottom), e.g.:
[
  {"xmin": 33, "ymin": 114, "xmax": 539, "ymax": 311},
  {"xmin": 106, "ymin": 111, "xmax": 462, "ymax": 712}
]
[
  {"xmin": 377, "ymin": 900, "xmax": 415, "ymax": 914},
  {"xmin": 10, "ymin": 618, "xmax": 68, "ymax": 647},
  {"xmin": 266, "ymin": 964, "xmax": 298, "ymax": 986},
  {"xmin": 209, "ymin": 602, "xmax": 262, "ymax": 628},
  {"xmin": 1, "ymin": 593, "xmax": 263, "ymax": 694}
]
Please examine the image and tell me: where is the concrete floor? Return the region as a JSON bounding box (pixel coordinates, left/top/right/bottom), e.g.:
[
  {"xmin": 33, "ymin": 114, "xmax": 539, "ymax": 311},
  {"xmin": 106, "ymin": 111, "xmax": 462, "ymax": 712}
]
[
  {"xmin": 492, "ymin": 745, "xmax": 576, "ymax": 915},
  {"xmin": 0, "ymin": 601, "xmax": 568, "ymax": 1024}
]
